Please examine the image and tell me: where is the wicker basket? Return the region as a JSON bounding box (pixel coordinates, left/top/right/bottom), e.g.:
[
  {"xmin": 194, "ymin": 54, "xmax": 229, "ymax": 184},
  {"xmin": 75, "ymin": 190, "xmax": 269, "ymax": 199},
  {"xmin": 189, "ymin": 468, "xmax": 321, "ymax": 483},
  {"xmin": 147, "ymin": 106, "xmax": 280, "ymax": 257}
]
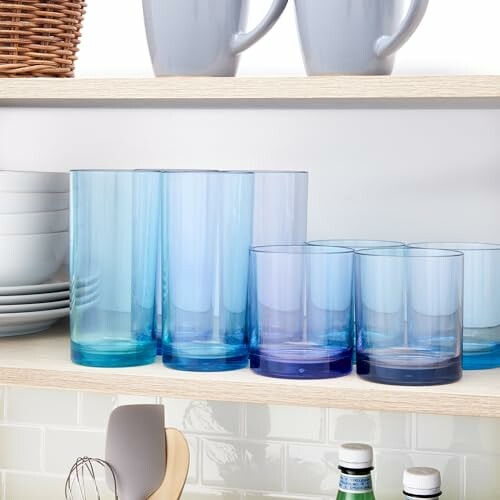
[{"xmin": 0, "ymin": 0, "xmax": 86, "ymax": 77}]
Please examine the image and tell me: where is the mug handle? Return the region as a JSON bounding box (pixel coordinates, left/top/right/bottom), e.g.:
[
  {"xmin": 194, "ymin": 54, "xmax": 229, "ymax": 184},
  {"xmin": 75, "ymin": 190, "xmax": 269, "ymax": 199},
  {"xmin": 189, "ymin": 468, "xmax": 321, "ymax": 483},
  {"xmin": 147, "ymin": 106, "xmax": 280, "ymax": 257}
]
[
  {"xmin": 231, "ymin": 0, "xmax": 289, "ymax": 54},
  {"xmin": 374, "ymin": 0, "xmax": 429, "ymax": 58}
]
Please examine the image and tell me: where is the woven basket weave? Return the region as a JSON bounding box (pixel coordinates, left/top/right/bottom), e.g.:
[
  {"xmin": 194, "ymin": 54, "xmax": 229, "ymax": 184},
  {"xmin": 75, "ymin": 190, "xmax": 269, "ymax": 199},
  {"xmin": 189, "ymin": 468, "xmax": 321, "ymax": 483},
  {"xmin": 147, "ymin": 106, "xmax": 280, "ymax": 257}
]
[{"xmin": 0, "ymin": 0, "xmax": 86, "ymax": 77}]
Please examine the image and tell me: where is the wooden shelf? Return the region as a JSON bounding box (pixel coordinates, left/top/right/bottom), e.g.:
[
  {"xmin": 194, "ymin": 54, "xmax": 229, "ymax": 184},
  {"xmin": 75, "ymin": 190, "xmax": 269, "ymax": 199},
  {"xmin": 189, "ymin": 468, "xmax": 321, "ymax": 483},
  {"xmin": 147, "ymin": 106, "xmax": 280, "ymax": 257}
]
[
  {"xmin": 0, "ymin": 76, "xmax": 499, "ymax": 103},
  {"xmin": 0, "ymin": 322, "xmax": 498, "ymax": 417}
]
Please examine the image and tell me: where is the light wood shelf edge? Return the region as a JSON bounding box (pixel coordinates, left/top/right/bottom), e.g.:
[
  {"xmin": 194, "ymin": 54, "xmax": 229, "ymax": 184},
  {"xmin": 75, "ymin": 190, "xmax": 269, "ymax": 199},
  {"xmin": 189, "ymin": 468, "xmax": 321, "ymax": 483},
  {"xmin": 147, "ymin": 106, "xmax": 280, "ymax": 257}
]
[
  {"xmin": 0, "ymin": 323, "xmax": 498, "ymax": 418},
  {"xmin": 0, "ymin": 76, "xmax": 499, "ymax": 101}
]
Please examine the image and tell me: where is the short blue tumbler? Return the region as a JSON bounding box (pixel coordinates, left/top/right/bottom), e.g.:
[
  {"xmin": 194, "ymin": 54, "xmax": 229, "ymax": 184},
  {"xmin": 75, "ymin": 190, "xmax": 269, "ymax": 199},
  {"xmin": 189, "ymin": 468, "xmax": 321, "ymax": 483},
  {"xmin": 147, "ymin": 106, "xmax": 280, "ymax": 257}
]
[
  {"xmin": 410, "ymin": 242, "xmax": 500, "ymax": 370},
  {"xmin": 249, "ymin": 245, "xmax": 354, "ymax": 379},
  {"xmin": 308, "ymin": 240, "xmax": 405, "ymax": 365},
  {"xmin": 70, "ymin": 170, "xmax": 160, "ymax": 367},
  {"xmin": 162, "ymin": 170, "xmax": 254, "ymax": 372},
  {"xmin": 355, "ymin": 247, "xmax": 463, "ymax": 386}
]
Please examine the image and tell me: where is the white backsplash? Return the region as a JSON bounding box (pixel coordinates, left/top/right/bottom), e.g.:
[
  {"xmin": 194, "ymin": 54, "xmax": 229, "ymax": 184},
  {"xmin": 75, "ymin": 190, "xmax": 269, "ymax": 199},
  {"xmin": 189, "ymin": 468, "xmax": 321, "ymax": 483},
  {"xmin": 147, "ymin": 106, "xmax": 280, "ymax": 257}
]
[{"xmin": 0, "ymin": 387, "xmax": 498, "ymax": 499}]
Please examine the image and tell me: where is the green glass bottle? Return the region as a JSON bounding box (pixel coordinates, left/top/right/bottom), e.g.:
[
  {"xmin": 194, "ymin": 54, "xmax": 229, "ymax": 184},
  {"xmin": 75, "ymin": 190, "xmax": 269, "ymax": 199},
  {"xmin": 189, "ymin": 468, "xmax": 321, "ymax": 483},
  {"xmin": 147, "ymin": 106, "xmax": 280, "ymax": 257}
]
[
  {"xmin": 403, "ymin": 467, "xmax": 442, "ymax": 499},
  {"xmin": 336, "ymin": 443, "xmax": 376, "ymax": 500}
]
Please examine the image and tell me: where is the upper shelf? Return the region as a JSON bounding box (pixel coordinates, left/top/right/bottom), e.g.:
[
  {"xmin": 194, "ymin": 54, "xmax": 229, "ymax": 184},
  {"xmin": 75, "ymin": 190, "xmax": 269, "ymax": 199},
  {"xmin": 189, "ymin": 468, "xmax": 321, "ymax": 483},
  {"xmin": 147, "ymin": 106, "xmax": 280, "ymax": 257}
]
[
  {"xmin": 1, "ymin": 76, "xmax": 500, "ymax": 103},
  {"xmin": 0, "ymin": 322, "xmax": 499, "ymax": 418}
]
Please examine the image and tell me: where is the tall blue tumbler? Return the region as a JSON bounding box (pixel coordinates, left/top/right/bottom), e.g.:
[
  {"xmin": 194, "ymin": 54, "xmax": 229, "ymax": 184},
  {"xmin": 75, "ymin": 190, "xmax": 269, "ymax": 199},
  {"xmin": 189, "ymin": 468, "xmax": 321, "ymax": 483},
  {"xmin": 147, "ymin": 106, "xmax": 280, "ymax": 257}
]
[
  {"xmin": 162, "ymin": 171, "xmax": 254, "ymax": 371},
  {"xmin": 252, "ymin": 171, "xmax": 308, "ymax": 246},
  {"xmin": 355, "ymin": 247, "xmax": 463, "ymax": 386},
  {"xmin": 70, "ymin": 170, "xmax": 160, "ymax": 367},
  {"xmin": 410, "ymin": 242, "xmax": 500, "ymax": 370},
  {"xmin": 249, "ymin": 245, "xmax": 354, "ymax": 379}
]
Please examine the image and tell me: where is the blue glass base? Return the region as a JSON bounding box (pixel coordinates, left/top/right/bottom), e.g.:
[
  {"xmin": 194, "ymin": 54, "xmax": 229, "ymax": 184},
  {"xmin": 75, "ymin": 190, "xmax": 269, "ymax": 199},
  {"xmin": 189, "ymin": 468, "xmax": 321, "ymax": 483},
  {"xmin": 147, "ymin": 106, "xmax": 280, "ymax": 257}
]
[
  {"xmin": 71, "ymin": 340, "xmax": 156, "ymax": 368},
  {"xmin": 357, "ymin": 351, "xmax": 462, "ymax": 386},
  {"xmin": 463, "ymin": 349, "xmax": 500, "ymax": 370},
  {"xmin": 250, "ymin": 346, "xmax": 352, "ymax": 379},
  {"xmin": 163, "ymin": 343, "xmax": 248, "ymax": 372}
]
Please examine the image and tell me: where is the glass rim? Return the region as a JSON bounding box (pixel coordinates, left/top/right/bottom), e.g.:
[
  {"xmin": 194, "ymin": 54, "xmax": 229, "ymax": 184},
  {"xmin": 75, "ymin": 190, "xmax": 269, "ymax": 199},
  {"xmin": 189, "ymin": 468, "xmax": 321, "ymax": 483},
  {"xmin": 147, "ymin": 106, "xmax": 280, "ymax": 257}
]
[
  {"xmin": 356, "ymin": 247, "xmax": 463, "ymax": 258},
  {"xmin": 0, "ymin": 169, "xmax": 67, "ymax": 175},
  {"xmin": 163, "ymin": 170, "xmax": 253, "ymax": 176},
  {"xmin": 308, "ymin": 239, "xmax": 405, "ymax": 249},
  {"xmin": 251, "ymin": 170, "xmax": 308, "ymax": 175},
  {"xmin": 71, "ymin": 169, "xmax": 155, "ymax": 173},
  {"xmin": 409, "ymin": 242, "xmax": 500, "ymax": 252},
  {"xmin": 251, "ymin": 244, "xmax": 353, "ymax": 255}
]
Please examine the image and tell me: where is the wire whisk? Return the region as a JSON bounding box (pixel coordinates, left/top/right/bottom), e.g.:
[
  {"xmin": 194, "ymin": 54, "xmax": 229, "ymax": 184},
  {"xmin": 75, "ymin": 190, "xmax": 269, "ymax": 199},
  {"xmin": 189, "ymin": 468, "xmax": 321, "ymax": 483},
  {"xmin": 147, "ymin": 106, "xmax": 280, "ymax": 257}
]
[{"xmin": 65, "ymin": 456, "xmax": 118, "ymax": 500}]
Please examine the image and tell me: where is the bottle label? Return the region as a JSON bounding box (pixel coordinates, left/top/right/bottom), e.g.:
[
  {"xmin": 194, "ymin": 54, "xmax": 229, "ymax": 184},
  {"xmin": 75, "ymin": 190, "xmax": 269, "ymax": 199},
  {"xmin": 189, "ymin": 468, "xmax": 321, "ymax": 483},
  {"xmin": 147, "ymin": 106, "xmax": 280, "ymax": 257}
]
[{"xmin": 339, "ymin": 473, "xmax": 373, "ymax": 493}]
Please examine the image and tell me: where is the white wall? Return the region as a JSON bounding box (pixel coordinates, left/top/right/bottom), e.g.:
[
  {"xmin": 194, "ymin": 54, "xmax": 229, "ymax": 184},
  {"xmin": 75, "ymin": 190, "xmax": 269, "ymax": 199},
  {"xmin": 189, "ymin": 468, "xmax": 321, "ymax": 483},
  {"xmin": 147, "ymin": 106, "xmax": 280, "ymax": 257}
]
[{"xmin": 76, "ymin": 0, "xmax": 500, "ymax": 77}]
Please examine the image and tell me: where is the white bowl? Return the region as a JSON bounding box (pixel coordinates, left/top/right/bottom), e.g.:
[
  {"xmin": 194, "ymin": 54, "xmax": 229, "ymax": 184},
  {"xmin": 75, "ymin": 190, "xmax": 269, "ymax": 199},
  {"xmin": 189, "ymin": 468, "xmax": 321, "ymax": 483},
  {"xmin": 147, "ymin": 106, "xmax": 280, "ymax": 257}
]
[
  {"xmin": 0, "ymin": 171, "xmax": 68, "ymax": 193},
  {"xmin": 0, "ymin": 192, "xmax": 69, "ymax": 214},
  {"xmin": 0, "ymin": 232, "xmax": 68, "ymax": 286},
  {"xmin": 0, "ymin": 210, "xmax": 68, "ymax": 234}
]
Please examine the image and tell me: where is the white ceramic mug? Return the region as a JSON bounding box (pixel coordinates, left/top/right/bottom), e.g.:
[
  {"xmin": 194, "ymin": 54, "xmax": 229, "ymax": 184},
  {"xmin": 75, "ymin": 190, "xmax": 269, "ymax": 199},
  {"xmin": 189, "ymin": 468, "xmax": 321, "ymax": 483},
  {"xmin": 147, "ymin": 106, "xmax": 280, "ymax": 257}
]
[
  {"xmin": 143, "ymin": 0, "xmax": 288, "ymax": 76},
  {"xmin": 294, "ymin": 0, "xmax": 429, "ymax": 75}
]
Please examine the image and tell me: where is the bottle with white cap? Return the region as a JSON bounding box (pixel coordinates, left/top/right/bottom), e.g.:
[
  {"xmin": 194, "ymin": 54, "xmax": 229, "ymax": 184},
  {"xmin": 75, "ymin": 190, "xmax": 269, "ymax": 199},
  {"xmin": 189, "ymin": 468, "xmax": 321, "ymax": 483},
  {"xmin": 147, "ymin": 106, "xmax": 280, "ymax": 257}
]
[
  {"xmin": 403, "ymin": 467, "xmax": 442, "ymax": 499},
  {"xmin": 336, "ymin": 443, "xmax": 376, "ymax": 499}
]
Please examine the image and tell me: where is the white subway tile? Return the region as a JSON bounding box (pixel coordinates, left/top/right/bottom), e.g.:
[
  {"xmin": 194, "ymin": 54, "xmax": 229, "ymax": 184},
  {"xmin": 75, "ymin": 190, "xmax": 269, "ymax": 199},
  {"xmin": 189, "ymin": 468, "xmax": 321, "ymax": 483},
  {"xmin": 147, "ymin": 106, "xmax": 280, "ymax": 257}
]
[
  {"xmin": 163, "ymin": 399, "xmax": 242, "ymax": 437},
  {"xmin": 79, "ymin": 392, "xmax": 114, "ymax": 428},
  {"xmin": 5, "ymin": 388, "xmax": 77, "ymax": 426},
  {"xmin": 44, "ymin": 428, "xmax": 105, "ymax": 475},
  {"xmin": 183, "ymin": 485, "xmax": 241, "ymax": 499},
  {"xmin": 186, "ymin": 435, "xmax": 199, "ymax": 484},
  {"xmin": 329, "ymin": 409, "xmax": 411, "ymax": 449},
  {"xmin": 114, "ymin": 394, "xmax": 159, "ymax": 406},
  {"xmin": 373, "ymin": 451, "xmax": 412, "ymax": 499},
  {"xmin": 4, "ymin": 473, "xmax": 64, "ymax": 500},
  {"xmin": 0, "ymin": 425, "xmax": 41, "ymax": 471},
  {"xmin": 416, "ymin": 414, "xmax": 500, "ymax": 455},
  {"xmin": 202, "ymin": 438, "xmax": 283, "ymax": 491},
  {"xmin": 465, "ymin": 455, "xmax": 500, "ymax": 500},
  {"xmin": 245, "ymin": 404, "xmax": 325, "ymax": 442},
  {"xmin": 286, "ymin": 444, "xmax": 338, "ymax": 496},
  {"xmin": 4, "ymin": 472, "xmax": 115, "ymax": 500}
]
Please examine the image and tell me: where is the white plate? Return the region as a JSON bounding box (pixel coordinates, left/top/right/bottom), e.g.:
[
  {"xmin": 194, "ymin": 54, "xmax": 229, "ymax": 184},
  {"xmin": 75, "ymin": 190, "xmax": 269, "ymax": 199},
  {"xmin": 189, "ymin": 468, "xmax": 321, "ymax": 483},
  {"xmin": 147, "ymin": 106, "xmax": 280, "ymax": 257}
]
[
  {"xmin": 0, "ymin": 307, "xmax": 69, "ymax": 336},
  {"xmin": 0, "ymin": 299, "xmax": 69, "ymax": 314},
  {"xmin": 0, "ymin": 280, "xmax": 70, "ymax": 296},
  {"xmin": 0, "ymin": 232, "xmax": 68, "ymax": 287},
  {"xmin": 0, "ymin": 289, "xmax": 69, "ymax": 305},
  {"xmin": 0, "ymin": 192, "xmax": 69, "ymax": 214},
  {"xmin": 0, "ymin": 171, "xmax": 69, "ymax": 193},
  {"xmin": 0, "ymin": 210, "xmax": 68, "ymax": 235}
]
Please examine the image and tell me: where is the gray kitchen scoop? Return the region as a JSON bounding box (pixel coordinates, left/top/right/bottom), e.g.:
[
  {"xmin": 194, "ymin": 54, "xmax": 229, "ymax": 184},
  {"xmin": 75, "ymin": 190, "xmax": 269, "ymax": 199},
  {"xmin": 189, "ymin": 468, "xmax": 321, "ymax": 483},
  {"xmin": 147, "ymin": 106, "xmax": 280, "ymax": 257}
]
[{"xmin": 105, "ymin": 404, "xmax": 166, "ymax": 500}]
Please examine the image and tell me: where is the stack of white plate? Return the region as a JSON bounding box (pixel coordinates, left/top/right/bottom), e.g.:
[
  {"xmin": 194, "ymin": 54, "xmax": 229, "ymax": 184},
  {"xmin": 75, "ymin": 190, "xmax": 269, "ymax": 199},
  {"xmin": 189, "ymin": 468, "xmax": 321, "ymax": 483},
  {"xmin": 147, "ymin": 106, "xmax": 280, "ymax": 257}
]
[{"xmin": 0, "ymin": 171, "xmax": 70, "ymax": 336}]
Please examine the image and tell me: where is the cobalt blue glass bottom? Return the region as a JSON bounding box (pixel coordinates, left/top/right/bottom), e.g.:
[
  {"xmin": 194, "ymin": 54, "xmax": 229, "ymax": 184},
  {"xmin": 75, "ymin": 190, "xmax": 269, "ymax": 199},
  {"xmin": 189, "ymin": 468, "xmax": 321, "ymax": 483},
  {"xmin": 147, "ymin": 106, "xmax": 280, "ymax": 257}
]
[
  {"xmin": 357, "ymin": 350, "xmax": 462, "ymax": 386},
  {"xmin": 463, "ymin": 326, "xmax": 500, "ymax": 370},
  {"xmin": 71, "ymin": 340, "xmax": 156, "ymax": 368},
  {"xmin": 250, "ymin": 345, "xmax": 352, "ymax": 379},
  {"xmin": 163, "ymin": 342, "xmax": 248, "ymax": 372}
]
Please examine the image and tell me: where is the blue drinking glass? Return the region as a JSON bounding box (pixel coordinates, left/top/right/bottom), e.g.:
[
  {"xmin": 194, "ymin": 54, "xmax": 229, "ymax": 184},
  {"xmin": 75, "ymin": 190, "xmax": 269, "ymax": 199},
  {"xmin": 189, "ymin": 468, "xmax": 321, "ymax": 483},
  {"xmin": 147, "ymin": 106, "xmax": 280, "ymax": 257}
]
[
  {"xmin": 70, "ymin": 170, "xmax": 160, "ymax": 367},
  {"xmin": 249, "ymin": 245, "xmax": 354, "ymax": 379},
  {"xmin": 410, "ymin": 242, "xmax": 500, "ymax": 370},
  {"xmin": 252, "ymin": 171, "xmax": 308, "ymax": 246},
  {"xmin": 308, "ymin": 240, "xmax": 405, "ymax": 364},
  {"xmin": 162, "ymin": 170, "xmax": 254, "ymax": 371},
  {"xmin": 355, "ymin": 247, "xmax": 463, "ymax": 386}
]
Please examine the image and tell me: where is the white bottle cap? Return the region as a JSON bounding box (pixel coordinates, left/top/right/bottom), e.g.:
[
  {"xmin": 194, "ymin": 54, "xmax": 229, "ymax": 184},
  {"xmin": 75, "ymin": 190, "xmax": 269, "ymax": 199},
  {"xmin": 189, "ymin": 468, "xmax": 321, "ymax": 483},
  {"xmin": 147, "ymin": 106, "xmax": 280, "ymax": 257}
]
[
  {"xmin": 338, "ymin": 443, "xmax": 373, "ymax": 469},
  {"xmin": 403, "ymin": 467, "xmax": 441, "ymax": 496}
]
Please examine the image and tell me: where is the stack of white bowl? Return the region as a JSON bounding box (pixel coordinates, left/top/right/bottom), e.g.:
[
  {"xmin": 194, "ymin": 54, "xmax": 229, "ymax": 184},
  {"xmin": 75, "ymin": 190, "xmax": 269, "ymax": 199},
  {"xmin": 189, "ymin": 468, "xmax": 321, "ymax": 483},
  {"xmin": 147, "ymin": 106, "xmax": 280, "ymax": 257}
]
[{"xmin": 0, "ymin": 171, "xmax": 70, "ymax": 336}]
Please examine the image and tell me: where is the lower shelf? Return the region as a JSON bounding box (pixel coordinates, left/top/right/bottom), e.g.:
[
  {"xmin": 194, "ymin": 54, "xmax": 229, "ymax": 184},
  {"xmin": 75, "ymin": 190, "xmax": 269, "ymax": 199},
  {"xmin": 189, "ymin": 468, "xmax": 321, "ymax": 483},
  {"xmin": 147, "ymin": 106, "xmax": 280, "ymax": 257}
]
[{"xmin": 0, "ymin": 321, "xmax": 498, "ymax": 418}]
